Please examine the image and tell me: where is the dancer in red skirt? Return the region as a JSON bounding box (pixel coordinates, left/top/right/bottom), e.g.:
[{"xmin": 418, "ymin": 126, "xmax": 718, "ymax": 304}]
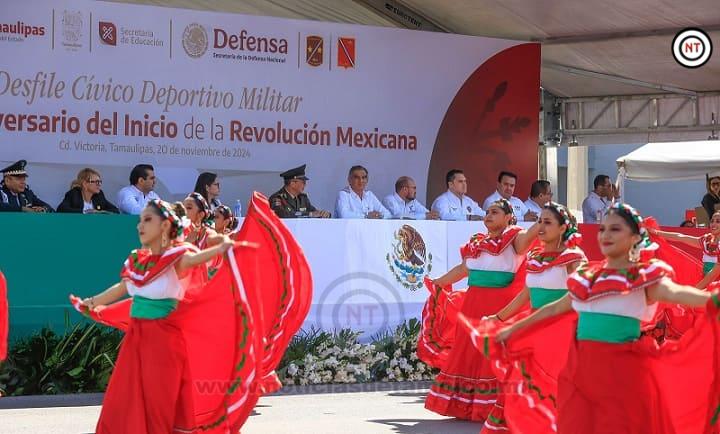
[
  {"xmin": 72, "ymin": 200, "xmax": 239, "ymax": 433},
  {"xmin": 71, "ymin": 193, "xmax": 312, "ymax": 433},
  {"xmin": 489, "ymin": 203, "xmax": 720, "ymax": 434},
  {"xmin": 422, "ymin": 198, "xmax": 539, "ymax": 424},
  {"xmin": 651, "ymin": 210, "xmax": 720, "ymax": 286},
  {"xmin": 475, "ymin": 203, "xmax": 585, "ymax": 433}
]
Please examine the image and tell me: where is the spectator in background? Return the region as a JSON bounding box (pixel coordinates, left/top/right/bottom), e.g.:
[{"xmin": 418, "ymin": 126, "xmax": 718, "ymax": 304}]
[
  {"xmin": 214, "ymin": 205, "xmax": 238, "ymax": 234},
  {"xmin": 383, "ymin": 176, "xmax": 439, "ymax": 220},
  {"xmin": 582, "ymin": 174, "xmax": 616, "ymax": 223},
  {"xmin": 117, "ymin": 164, "xmax": 160, "ymax": 215},
  {"xmin": 680, "ymin": 220, "xmax": 696, "ymax": 228},
  {"xmin": 57, "ymin": 168, "xmax": 119, "ymax": 214},
  {"xmin": 524, "ymin": 180, "xmax": 553, "ymax": 216},
  {"xmin": 483, "ymin": 171, "xmax": 534, "ymax": 221},
  {"xmin": 701, "ymin": 174, "xmax": 720, "ymax": 221},
  {"xmin": 431, "ymin": 169, "xmax": 484, "ymax": 221},
  {"xmin": 194, "ymin": 172, "xmax": 222, "ymax": 212},
  {"xmin": 0, "ymin": 160, "xmax": 54, "ymax": 212},
  {"xmin": 335, "ymin": 165, "xmax": 390, "ymax": 219}
]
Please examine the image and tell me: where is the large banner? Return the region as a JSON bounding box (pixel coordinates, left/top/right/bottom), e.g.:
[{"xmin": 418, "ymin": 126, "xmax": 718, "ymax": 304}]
[{"xmin": 0, "ymin": 0, "xmax": 539, "ymax": 212}]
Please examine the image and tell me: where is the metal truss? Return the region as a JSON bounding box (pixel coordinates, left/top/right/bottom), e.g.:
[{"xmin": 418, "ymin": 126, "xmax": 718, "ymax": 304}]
[{"xmin": 545, "ymin": 92, "xmax": 720, "ymax": 145}]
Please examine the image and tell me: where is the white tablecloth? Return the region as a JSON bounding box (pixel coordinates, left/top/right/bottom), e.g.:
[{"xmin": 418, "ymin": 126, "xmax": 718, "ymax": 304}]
[{"xmin": 278, "ymin": 219, "xmax": 533, "ymax": 340}]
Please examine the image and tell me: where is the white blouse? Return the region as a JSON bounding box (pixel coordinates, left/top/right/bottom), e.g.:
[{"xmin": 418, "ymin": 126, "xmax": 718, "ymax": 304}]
[
  {"xmin": 465, "ymin": 246, "xmax": 524, "ymax": 273},
  {"xmin": 572, "ymin": 290, "xmax": 658, "ymax": 322},
  {"xmin": 526, "ymin": 265, "xmax": 569, "ymax": 289},
  {"xmin": 126, "ymin": 267, "xmax": 191, "ymax": 300}
]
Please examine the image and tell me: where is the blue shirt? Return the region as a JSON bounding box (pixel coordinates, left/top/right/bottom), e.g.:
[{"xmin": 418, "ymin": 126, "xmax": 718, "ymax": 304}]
[{"xmin": 117, "ymin": 185, "xmax": 161, "ymax": 215}]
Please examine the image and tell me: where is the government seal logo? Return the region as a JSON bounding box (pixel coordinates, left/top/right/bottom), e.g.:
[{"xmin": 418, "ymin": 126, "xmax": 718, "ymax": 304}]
[
  {"xmin": 386, "ymin": 224, "xmax": 432, "ymax": 291},
  {"xmin": 182, "ymin": 23, "xmax": 208, "ymax": 58}
]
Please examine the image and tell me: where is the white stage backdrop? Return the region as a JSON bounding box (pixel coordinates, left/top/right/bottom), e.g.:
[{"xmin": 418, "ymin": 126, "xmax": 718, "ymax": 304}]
[{"xmin": 0, "ymin": 0, "xmax": 539, "ymax": 212}]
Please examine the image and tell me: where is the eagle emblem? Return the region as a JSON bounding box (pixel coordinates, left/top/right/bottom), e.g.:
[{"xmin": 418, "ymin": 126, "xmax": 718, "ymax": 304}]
[{"xmin": 386, "ymin": 224, "xmax": 432, "ymax": 290}]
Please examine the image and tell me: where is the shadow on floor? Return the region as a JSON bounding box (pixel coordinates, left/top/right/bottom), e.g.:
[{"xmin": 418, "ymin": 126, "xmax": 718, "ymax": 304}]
[
  {"xmin": 369, "ymin": 418, "xmax": 480, "ymax": 434},
  {"xmin": 0, "ymin": 393, "xmax": 104, "ymax": 410},
  {"xmin": 388, "ymin": 391, "xmax": 427, "ymax": 405}
]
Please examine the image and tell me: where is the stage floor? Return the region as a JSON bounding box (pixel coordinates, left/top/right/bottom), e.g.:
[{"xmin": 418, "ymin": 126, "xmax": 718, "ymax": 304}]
[{"xmin": 0, "ymin": 383, "xmax": 480, "ymax": 434}]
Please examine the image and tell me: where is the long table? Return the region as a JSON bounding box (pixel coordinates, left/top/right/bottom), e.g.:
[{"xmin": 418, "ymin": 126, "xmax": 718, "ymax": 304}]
[{"xmin": 0, "ymin": 214, "xmax": 705, "ymax": 340}]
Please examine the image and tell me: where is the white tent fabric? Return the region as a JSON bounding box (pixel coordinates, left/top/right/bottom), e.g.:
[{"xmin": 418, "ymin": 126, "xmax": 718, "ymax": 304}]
[{"xmin": 616, "ymin": 141, "xmax": 720, "ymax": 181}]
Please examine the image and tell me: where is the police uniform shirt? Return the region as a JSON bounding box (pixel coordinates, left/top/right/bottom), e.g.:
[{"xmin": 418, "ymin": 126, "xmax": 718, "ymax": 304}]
[
  {"xmin": 0, "ymin": 184, "xmax": 53, "ymax": 212},
  {"xmin": 269, "ymin": 188, "xmax": 317, "ymax": 218}
]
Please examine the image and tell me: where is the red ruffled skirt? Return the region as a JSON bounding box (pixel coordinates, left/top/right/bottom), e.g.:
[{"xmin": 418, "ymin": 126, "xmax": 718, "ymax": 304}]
[
  {"xmin": 72, "ymin": 192, "xmax": 313, "ymax": 433},
  {"xmin": 424, "ymin": 279, "xmax": 523, "ymax": 423},
  {"xmin": 97, "ymin": 317, "xmax": 196, "ymax": 433},
  {"xmin": 93, "ymin": 255, "xmax": 262, "ymax": 434},
  {"xmin": 558, "ymin": 339, "xmax": 676, "ymax": 434},
  {"xmin": 487, "ymin": 311, "xmax": 576, "ymax": 434}
]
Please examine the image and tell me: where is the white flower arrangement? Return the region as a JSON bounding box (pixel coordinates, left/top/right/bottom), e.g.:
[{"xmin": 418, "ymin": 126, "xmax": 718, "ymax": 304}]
[{"xmin": 277, "ymin": 319, "xmax": 436, "ymax": 385}]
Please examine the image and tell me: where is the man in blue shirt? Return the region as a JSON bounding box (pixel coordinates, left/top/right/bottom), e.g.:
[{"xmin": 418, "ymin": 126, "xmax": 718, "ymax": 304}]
[{"xmin": 117, "ymin": 164, "xmax": 161, "ymax": 215}]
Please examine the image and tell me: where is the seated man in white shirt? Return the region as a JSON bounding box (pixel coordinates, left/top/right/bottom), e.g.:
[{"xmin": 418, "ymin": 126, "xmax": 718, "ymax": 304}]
[
  {"xmin": 335, "ymin": 165, "xmax": 391, "ymax": 219},
  {"xmin": 582, "ymin": 174, "xmax": 616, "ymax": 223},
  {"xmin": 383, "ymin": 176, "xmax": 439, "ymax": 220},
  {"xmin": 431, "ymin": 169, "xmax": 484, "ymax": 221},
  {"xmin": 117, "ymin": 164, "xmax": 161, "ymax": 215},
  {"xmin": 482, "ymin": 171, "xmax": 535, "ymax": 221},
  {"xmin": 524, "ymin": 180, "xmax": 553, "ymax": 216}
]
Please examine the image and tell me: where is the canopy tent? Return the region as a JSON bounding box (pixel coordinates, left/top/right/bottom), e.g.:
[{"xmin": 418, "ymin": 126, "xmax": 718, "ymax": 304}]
[{"xmin": 616, "ymin": 141, "xmax": 720, "ymax": 181}]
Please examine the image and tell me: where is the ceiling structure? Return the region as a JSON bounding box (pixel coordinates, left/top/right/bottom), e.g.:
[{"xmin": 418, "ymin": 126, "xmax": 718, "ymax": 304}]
[{"xmin": 401, "ymin": 0, "xmax": 720, "ymax": 97}]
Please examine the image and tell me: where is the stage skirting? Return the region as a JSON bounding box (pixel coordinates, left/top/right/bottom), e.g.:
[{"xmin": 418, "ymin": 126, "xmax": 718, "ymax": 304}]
[{"xmin": 0, "ymin": 214, "xmax": 704, "ymax": 340}]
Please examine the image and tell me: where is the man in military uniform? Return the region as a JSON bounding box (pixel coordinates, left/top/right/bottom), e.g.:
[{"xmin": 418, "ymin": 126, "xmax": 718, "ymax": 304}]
[
  {"xmin": 269, "ymin": 164, "xmax": 330, "ymax": 218},
  {"xmin": 0, "ymin": 160, "xmax": 54, "ymax": 212}
]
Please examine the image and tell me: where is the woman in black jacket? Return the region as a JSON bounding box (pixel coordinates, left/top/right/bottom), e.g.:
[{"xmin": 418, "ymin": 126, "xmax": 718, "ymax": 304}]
[
  {"xmin": 702, "ymin": 174, "xmax": 720, "ymax": 221},
  {"xmin": 57, "ymin": 168, "xmax": 119, "ymax": 213}
]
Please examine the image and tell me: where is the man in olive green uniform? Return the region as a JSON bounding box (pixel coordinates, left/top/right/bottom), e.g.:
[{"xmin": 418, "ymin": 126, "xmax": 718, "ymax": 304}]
[{"xmin": 269, "ymin": 165, "xmax": 331, "ymax": 218}]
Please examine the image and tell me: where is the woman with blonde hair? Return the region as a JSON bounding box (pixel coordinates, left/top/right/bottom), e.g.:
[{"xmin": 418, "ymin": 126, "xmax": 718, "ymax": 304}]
[{"xmin": 57, "ymin": 168, "xmax": 118, "ymax": 213}]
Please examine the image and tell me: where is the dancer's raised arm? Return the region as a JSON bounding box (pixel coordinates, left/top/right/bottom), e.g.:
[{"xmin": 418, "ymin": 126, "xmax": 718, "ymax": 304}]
[
  {"xmin": 80, "ymin": 281, "xmax": 128, "ymax": 310},
  {"xmin": 495, "ymin": 294, "xmax": 572, "ymax": 342},
  {"xmin": 177, "ymin": 237, "xmax": 234, "ymax": 272},
  {"xmin": 492, "ymin": 288, "xmax": 530, "ymax": 321},
  {"xmin": 647, "ymin": 277, "xmax": 711, "ymax": 307},
  {"xmin": 432, "ymin": 262, "xmax": 468, "ymax": 287},
  {"xmin": 649, "ymin": 228, "xmax": 702, "ymax": 248}
]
